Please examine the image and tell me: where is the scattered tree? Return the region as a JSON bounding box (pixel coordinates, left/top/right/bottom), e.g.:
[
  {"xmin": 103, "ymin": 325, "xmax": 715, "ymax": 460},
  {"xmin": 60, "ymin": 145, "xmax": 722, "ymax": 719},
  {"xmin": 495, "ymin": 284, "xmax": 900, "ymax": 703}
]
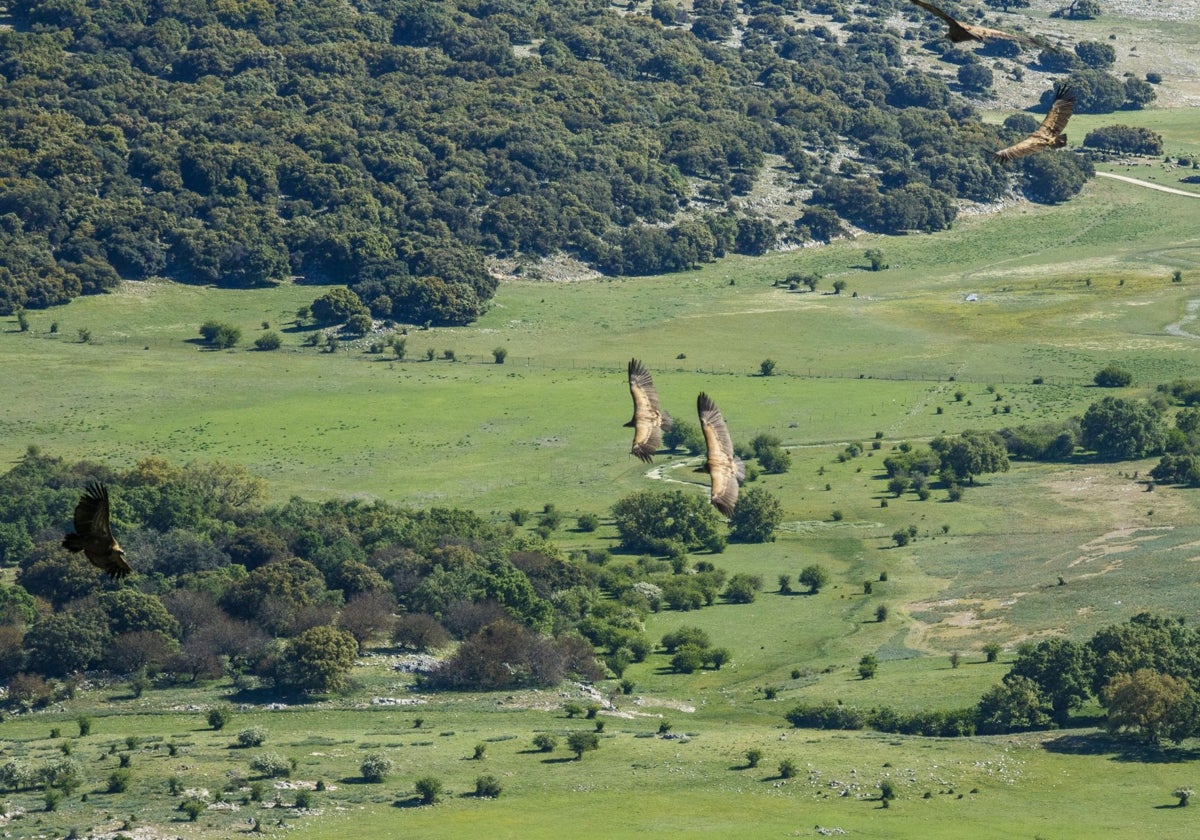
[
  {"xmin": 566, "ymin": 730, "xmax": 600, "ymax": 760},
  {"xmin": 798, "ymin": 564, "xmax": 830, "ymax": 594},
  {"xmin": 414, "ymin": 776, "xmax": 443, "ymax": 805},
  {"xmin": 859, "ymin": 654, "xmax": 878, "ymax": 679}
]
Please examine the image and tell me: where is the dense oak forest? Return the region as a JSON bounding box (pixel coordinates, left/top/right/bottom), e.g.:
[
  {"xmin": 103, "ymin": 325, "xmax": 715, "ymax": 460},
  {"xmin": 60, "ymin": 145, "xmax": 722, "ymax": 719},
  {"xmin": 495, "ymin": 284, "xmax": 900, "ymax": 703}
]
[{"xmin": 0, "ymin": 0, "xmax": 1115, "ymax": 318}]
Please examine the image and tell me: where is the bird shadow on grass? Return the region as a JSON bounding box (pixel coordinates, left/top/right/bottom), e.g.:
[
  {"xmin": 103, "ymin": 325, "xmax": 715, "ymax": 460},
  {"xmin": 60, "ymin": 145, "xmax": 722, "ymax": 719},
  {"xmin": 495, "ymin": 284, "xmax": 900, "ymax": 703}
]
[{"xmin": 1041, "ymin": 732, "xmax": 1200, "ymax": 764}]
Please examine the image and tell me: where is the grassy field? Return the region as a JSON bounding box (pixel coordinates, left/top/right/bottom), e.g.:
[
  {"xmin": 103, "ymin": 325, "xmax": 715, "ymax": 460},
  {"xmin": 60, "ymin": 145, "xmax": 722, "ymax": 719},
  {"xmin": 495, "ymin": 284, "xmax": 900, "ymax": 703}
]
[
  {"xmin": 6, "ymin": 17, "xmax": 1200, "ymax": 838},
  {"xmin": 5, "ymin": 172, "xmax": 1200, "ymax": 836}
]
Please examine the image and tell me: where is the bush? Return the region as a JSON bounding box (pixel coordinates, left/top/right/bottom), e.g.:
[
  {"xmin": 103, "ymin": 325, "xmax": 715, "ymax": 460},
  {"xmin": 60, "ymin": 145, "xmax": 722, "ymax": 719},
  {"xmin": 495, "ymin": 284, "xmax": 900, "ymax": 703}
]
[
  {"xmin": 415, "ymin": 776, "xmax": 443, "ymax": 805},
  {"xmin": 254, "ymin": 332, "xmax": 282, "ymax": 351},
  {"xmin": 475, "ymin": 774, "xmax": 502, "ymax": 797},
  {"xmin": 107, "ymin": 769, "xmax": 131, "ymax": 793},
  {"xmin": 576, "ymin": 513, "xmax": 599, "ymax": 532},
  {"xmin": 1094, "ymin": 365, "xmax": 1133, "ymax": 387},
  {"xmin": 778, "ymin": 758, "xmax": 798, "ymax": 778},
  {"xmin": 294, "ymin": 789, "xmax": 314, "ymax": 809},
  {"xmin": 759, "ymin": 358, "xmax": 776, "ymax": 376},
  {"xmin": 567, "ymin": 730, "xmax": 600, "ymax": 759},
  {"xmin": 207, "ymin": 707, "xmax": 232, "ymax": 730},
  {"xmin": 745, "ymin": 748, "xmax": 763, "ymax": 768},
  {"xmin": 249, "ymin": 752, "xmax": 292, "ymax": 778},
  {"xmin": 360, "ymin": 752, "xmax": 393, "ymax": 783},
  {"xmin": 859, "ymin": 654, "xmax": 878, "ymax": 679},
  {"xmin": 492, "ymin": 347, "xmax": 508, "ymax": 364},
  {"xmin": 957, "ymin": 62, "xmax": 993, "ymax": 91},
  {"xmin": 798, "ymin": 564, "xmax": 830, "ymax": 593},
  {"xmin": 179, "ymin": 798, "xmax": 205, "ymax": 821},
  {"xmin": 236, "ymin": 727, "xmax": 267, "ymax": 748},
  {"xmin": 671, "ymin": 645, "xmax": 706, "ymax": 674},
  {"xmin": 532, "ymin": 733, "xmax": 558, "ymax": 753}
]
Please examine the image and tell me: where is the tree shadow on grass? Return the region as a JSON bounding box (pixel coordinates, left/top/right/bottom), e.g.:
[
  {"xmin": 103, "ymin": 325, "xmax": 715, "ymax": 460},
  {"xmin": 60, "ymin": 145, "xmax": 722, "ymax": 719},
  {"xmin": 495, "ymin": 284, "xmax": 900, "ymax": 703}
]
[
  {"xmin": 1041, "ymin": 732, "xmax": 1200, "ymax": 763},
  {"xmin": 392, "ymin": 796, "xmax": 429, "ymax": 809},
  {"xmin": 226, "ymin": 685, "xmax": 324, "ymax": 706},
  {"xmin": 541, "ymin": 756, "xmax": 578, "ymax": 764}
]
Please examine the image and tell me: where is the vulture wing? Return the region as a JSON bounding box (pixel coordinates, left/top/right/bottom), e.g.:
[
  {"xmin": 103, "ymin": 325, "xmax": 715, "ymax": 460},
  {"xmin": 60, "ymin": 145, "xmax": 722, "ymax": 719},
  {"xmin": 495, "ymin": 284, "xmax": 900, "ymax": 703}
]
[
  {"xmin": 993, "ymin": 84, "xmax": 1075, "ymax": 163},
  {"xmin": 64, "ymin": 482, "xmax": 132, "ymax": 579},
  {"xmin": 74, "ymin": 482, "xmax": 113, "ymax": 542},
  {"xmin": 697, "ymin": 392, "xmax": 744, "ymax": 517},
  {"xmin": 626, "ymin": 358, "xmax": 672, "ymax": 463},
  {"xmin": 906, "ymin": 0, "xmax": 1060, "ymax": 51}
]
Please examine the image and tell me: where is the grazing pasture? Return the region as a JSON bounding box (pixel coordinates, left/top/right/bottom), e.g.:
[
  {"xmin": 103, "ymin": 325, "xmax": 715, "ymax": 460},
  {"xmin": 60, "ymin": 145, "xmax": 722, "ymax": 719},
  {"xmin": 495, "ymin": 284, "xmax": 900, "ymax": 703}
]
[{"xmin": 5, "ymin": 88, "xmax": 1200, "ymax": 840}]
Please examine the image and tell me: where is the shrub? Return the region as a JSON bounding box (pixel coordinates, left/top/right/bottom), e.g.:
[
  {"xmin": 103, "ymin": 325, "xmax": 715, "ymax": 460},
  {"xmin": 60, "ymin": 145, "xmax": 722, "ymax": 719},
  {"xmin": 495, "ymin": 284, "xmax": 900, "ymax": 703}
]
[
  {"xmin": 249, "ymin": 752, "xmax": 291, "ymax": 778},
  {"xmin": 360, "ymin": 752, "xmax": 393, "ymax": 782},
  {"xmin": 254, "ymin": 332, "xmax": 282, "ymax": 351},
  {"xmin": 294, "ymin": 789, "xmax": 314, "ymax": 809},
  {"xmin": 415, "ymin": 776, "xmax": 443, "ymax": 805},
  {"xmin": 745, "ymin": 748, "xmax": 763, "ymax": 768},
  {"xmin": 532, "ymin": 733, "xmax": 558, "ymax": 753},
  {"xmin": 77, "ymin": 717, "xmax": 92, "ymax": 737},
  {"xmin": 983, "ymin": 642, "xmax": 1002, "ymax": 663},
  {"xmin": 179, "ymin": 798, "xmax": 205, "ymax": 821},
  {"xmin": 760, "ymin": 358, "xmax": 777, "ymax": 376},
  {"xmin": 107, "ymin": 769, "xmax": 131, "ymax": 793},
  {"xmin": 1094, "ymin": 365, "xmax": 1133, "ymax": 387},
  {"xmin": 472, "ymin": 743, "xmax": 487, "ymax": 760},
  {"xmin": 671, "ymin": 645, "xmax": 706, "ymax": 674},
  {"xmin": 875, "ymin": 604, "xmax": 889, "ymax": 622},
  {"xmin": 567, "ymin": 730, "xmax": 600, "ymax": 759},
  {"xmin": 779, "ymin": 758, "xmax": 798, "ymax": 778},
  {"xmin": 859, "ymin": 654, "xmax": 879, "ymax": 679},
  {"xmin": 492, "ymin": 347, "xmax": 508, "ymax": 364},
  {"xmin": 207, "ymin": 707, "xmax": 231, "ymax": 730},
  {"xmin": 236, "ymin": 727, "xmax": 267, "ymax": 748},
  {"xmin": 475, "ymin": 774, "xmax": 502, "ymax": 797},
  {"xmin": 576, "ymin": 513, "xmax": 600, "ymax": 532},
  {"xmin": 798, "ymin": 564, "xmax": 830, "ymax": 593}
]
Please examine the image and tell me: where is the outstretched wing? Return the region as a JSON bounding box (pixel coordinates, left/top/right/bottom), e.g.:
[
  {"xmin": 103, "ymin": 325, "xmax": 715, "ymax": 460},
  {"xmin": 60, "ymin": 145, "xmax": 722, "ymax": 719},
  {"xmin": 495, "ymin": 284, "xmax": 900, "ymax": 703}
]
[
  {"xmin": 66, "ymin": 482, "xmax": 132, "ymax": 579},
  {"xmin": 627, "ymin": 358, "xmax": 672, "ymax": 463},
  {"xmin": 906, "ymin": 0, "xmax": 959, "ymax": 30},
  {"xmin": 74, "ymin": 482, "xmax": 113, "ymax": 541},
  {"xmin": 697, "ymin": 392, "xmax": 744, "ymax": 516},
  {"xmin": 993, "ymin": 84, "xmax": 1075, "ymax": 162},
  {"xmin": 906, "ymin": 0, "xmax": 1060, "ymax": 51}
]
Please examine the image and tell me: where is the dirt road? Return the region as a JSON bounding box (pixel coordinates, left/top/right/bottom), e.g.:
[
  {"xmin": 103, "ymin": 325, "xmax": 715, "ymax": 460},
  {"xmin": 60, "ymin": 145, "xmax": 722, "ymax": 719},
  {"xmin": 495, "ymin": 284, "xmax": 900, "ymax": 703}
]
[{"xmin": 1095, "ymin": 171, "xmax": 1200, "ymax": 198}]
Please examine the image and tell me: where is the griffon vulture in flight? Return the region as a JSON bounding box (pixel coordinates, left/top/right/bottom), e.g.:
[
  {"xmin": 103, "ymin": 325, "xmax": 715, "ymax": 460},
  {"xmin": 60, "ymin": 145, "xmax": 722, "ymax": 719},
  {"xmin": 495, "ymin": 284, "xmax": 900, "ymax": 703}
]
[
  {"xmin": 63, "ymin": 482, "xmax": 131, "ymax": 579},
  {"xmin": 696, "ymin": 392, "xmax": 745, "ymax": 517},
  {"xmin": 625, "ymin": 358, "xmax": 673, "ymax": 463},
  {"xmin": 992, "ymin": 84, "xmax": 1075, "ymax": 163},
  {"xmin": 905, "ymin": 0, "xmax": 1060, "ymax": 52}
]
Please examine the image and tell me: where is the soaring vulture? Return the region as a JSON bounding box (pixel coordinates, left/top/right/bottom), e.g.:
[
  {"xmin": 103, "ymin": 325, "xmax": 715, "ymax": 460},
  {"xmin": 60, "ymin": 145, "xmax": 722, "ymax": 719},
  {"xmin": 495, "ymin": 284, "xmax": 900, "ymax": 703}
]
[
  {"xmin": 625, "ymin": 358, "xmax": 672, "ymax": 463},
  {"xmin": 63, "ymin": 482, "xmax": 131, "ymax": 579},
  {"xmin": 905, "ymin": 0, "xmax": 1060, "ymax": 52},
  {"xmin": 696, "ymin": 392, "xmax": 745, "ymax": 517},
  {"xmin": 993, "ymin": 84, "xmax": 1075, "ymax": 163}
]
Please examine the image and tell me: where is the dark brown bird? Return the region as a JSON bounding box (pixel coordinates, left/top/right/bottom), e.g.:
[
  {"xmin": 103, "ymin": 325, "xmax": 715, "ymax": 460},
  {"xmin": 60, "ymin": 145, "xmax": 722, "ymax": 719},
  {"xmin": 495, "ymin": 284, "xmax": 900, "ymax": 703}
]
[
  {"xmin": 63, "ymin": 482, "xmax": 131, "ymax": 579},
  {"xmin": 992, "ymin": 84, "xmax": 1075, "ymax": 163},
  {"xmin": 625, "ymin": 358, "xmax": 672, "ymax": 463},
  {"xmin": 696, "ymin": 392, "xmax": 745, "ymax": 516},
  {"xmin": 905, "ymin": 0, "xmax": 1060, "ymax": 51}
]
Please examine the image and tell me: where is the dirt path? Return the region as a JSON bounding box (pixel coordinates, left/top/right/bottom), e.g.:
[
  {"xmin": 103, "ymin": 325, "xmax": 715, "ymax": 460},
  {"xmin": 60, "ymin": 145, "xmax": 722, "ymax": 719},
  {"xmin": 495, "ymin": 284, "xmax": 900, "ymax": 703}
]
[{"xmin": 1095, "ymin": 171, "xmax": 1200, "ymax": 198}]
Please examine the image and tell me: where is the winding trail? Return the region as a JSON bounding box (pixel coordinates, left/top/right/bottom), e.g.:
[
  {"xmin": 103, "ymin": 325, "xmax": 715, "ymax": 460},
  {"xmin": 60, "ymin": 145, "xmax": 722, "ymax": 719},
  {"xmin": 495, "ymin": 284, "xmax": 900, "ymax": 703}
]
[{"xmin": 1095, "ymin": 171, "xmax": 1200, "ymax": 198}]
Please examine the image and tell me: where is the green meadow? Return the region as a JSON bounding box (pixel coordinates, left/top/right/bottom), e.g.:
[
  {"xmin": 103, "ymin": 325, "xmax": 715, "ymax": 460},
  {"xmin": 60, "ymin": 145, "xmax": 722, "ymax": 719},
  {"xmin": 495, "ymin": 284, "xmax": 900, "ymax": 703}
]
[{"xmin": 5, "ymin": 135, "xmax": 1200, "ymax": 836}]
